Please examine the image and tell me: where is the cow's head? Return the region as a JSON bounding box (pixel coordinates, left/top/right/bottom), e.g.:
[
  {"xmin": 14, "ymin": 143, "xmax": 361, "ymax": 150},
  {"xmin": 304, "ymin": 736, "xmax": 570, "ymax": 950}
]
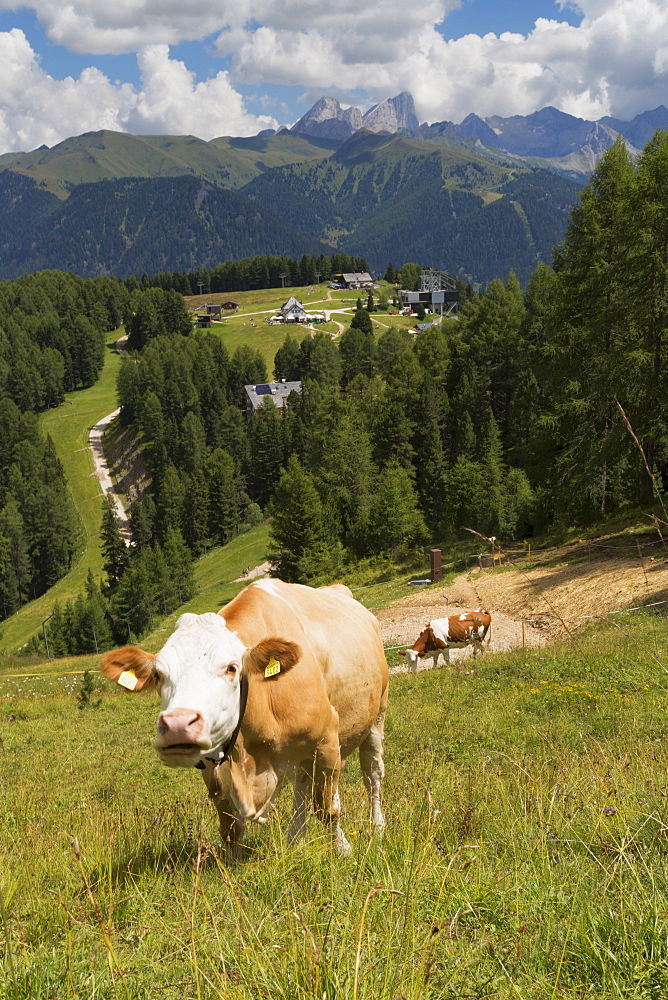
[{"xmin": 100, "ymin": 612, "xmax": 300, "ymax": 768}]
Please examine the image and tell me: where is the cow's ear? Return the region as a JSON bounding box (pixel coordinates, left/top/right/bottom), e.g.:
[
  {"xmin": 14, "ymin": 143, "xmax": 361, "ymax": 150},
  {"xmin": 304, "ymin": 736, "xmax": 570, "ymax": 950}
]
[
  {"xmin": 243, "ymin": 638, "xmax": 301, "ymax": 679},
  {"xmin": 100, "ymin": 646, "xmax": 157, "ymax": 692}
]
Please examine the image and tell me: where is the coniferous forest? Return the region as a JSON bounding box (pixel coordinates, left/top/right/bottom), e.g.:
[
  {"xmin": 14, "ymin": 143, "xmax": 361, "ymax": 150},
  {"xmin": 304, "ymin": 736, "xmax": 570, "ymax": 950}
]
[
  {"xmin": 5, "ymin": 131, "xmax": 668, "ymax": 653},
  {"xmin": 0, "ymin": 271, "xmax": 128, "ymax": 619}
]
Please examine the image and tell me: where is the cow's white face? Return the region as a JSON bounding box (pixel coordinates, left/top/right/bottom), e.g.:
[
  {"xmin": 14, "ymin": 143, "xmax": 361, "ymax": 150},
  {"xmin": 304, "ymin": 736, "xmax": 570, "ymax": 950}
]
[
  {"xmin": 153, "ymin": 613, "xmax": 247, "ymax": 768},
  {"xmin": 404, "ymin": 649, "xmax": 421, "ymax": 671},
  {"xmin": 101, "ymin": 613, "xmax": 302, "ymax": 770}
]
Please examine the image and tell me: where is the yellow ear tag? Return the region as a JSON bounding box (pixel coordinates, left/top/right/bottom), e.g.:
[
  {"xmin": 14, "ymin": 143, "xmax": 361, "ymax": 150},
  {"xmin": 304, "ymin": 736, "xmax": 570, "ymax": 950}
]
[
  {"xmin": 118, "ymin": 669, "xmax": 138, "ymax": 691},
  {"xmin": 264, "ymin": 657, "xmax": 281, "ymax": 678}
]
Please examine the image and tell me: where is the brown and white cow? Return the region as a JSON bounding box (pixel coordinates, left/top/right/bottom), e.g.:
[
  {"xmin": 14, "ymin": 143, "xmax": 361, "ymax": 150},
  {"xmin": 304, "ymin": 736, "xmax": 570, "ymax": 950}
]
[
  {"xmin": 402, "ymin": 610, "xmax": 492, "ymax": 672},
  {"xmin": 100, "ymin": 579, "xmax": 388, "ymax": 856}
]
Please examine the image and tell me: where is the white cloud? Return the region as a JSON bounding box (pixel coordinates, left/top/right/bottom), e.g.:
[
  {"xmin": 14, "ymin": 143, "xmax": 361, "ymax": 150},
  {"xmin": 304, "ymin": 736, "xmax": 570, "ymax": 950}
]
[
  {"xmin": 0, "ymin": 29, "xmax": 136, "ymax": 151},
  {"xmin": 1, "ymin": 0, "xmax": 668, "ymax": 154},
  {"xmin": 0, "ymin": 31, "xmax": 276, "ymax": 153},
  {"xmin": 130, "ymin": 45, "xmax": 277, "ymax": 136}
]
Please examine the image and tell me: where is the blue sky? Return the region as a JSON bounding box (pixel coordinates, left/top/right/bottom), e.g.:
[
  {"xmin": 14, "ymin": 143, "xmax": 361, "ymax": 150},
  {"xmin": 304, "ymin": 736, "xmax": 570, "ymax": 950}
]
[{"xmin": 0, "ymin": 0, "xmax": 665, "ymax": 153}]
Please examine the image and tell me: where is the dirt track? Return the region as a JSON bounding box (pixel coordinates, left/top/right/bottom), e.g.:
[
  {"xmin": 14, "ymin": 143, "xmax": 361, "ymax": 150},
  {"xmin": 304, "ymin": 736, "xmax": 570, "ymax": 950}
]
[
  {"xmin": 379, "ymin": 570, "xmax": 547, "ymax": 674},
  {"xmin": 380, "ymin": 545, "xmax": 668, "ymax": 673}
]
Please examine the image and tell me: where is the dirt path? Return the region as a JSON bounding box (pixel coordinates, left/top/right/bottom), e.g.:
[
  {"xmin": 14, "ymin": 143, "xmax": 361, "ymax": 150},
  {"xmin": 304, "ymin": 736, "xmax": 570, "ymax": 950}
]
[
  {"xmin": 376, "ymin": 570, "xmax": 547, "ymax": 674},
  {"xmin": 88, "ymin": 335, "xmax": 131, "ymax": 546},
  {"xmin": 233, "ymin": 561, "xmax": 271, "ymax": 583}
]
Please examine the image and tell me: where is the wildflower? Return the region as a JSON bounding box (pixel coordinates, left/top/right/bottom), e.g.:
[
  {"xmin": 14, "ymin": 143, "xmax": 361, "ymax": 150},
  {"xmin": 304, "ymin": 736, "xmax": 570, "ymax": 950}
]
[{"xmin": 603, "ymin": 807, "xmax": 616, "ymax": 817}]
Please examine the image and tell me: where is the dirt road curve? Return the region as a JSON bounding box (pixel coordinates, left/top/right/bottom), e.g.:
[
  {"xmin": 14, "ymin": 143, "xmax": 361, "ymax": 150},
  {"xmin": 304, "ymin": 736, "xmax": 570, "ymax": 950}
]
[{"xmin": 377, "ymin": 571, "xmax": 547, "ymax": 674}]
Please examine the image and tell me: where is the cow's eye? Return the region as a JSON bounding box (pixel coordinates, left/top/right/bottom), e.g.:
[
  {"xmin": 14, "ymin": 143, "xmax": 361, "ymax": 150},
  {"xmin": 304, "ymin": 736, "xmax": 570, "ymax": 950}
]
[{"xmin": 225, "ymin": 663, "xmax": 238, "ymax": 676}]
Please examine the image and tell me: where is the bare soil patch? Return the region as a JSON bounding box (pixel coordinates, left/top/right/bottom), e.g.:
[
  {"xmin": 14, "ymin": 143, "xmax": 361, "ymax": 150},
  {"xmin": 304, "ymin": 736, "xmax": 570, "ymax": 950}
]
[
  {"xmin": 380, "ymin": 546, "xmax": 668, "ymax": 673},
  {"xmin": 379, "ymin": 572, "xmax": 546, "ymax": 675}
]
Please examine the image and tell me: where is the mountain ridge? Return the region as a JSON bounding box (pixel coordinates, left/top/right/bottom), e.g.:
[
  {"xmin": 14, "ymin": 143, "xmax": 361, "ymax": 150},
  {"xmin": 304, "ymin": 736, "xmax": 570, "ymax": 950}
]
[{"xmin": 288, "ymin": 93, "xmax": 668, "ymax": 174}]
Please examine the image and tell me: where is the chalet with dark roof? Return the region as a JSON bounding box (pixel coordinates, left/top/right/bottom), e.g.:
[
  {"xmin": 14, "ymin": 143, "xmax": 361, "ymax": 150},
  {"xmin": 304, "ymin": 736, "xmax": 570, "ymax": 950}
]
[{"xmin": 244, "ymin": 380, "xmax": 302, "ymax": 415}]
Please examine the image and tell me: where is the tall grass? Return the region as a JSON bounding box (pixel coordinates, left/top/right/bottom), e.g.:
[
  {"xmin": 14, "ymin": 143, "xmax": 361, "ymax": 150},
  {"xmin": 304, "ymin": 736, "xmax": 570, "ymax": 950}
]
[{"xmin": 2, "ymin": 614, "xmax": 668, "ymax": 997}]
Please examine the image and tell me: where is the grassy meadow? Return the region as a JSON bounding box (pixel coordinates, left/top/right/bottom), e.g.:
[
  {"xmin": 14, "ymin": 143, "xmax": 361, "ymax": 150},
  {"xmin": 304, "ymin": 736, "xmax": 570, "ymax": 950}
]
[
  {"xmin": 185, "ymin": 280, "xmax": 437, "ymax": 365},
  {"xmin": 2, "ymin": 613, "xmax": 668, "ymax": 999}
]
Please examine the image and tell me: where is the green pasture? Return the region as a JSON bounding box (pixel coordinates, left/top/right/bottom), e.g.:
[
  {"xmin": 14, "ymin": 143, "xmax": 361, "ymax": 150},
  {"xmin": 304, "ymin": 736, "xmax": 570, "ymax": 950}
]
[
  {"xmin": 206, "ymin": 315, "xmax": 304, "ymax": 369},
  {"xmin": 3, "ymin": 615, "xmax": 668, "ymax": 998},
  {"xmin": 188, "ymin": 285, "xmax": 357, "ymax": 367},
  {"xmin": 187, "ymin": 284, "xmax": 336, "ymax": 316},
  {"xmin": 0, "ymin": 332, "xmax": 124, "ymax": 654}
]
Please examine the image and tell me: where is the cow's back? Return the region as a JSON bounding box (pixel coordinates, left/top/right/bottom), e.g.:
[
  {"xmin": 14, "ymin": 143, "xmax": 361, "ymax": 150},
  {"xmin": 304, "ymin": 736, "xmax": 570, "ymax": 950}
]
[{"xmin": 221, "ymin": 579, "xmax": 388, "ymax": 755}]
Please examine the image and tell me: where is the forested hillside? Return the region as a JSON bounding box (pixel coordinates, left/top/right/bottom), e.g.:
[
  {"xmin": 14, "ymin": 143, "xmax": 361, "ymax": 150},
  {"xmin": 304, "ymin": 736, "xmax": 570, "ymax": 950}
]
[
  {"xmin": 0, "ymin": 174, "xmax": 324, "ymax": 281},
  {"xmin": 0, "ymin": 271, "xmax": 128, "ymax": 618},
  {"xmin": 0, "ymin": 128, "xmax": 582, "ymax": 285},
  {"xmin": 107, "ymin": 135, "xmax": 668, "ymax": 600},
  {"xmin": 244, "ymin": 132, "xmax": 581, "ymax": 285}
]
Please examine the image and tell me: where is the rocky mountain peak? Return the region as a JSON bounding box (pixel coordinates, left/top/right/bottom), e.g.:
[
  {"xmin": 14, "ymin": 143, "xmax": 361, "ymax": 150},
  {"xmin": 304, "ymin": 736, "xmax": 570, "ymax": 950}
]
[
  {"xmin": 362, "ymin": 92, "xmax": 419, "ymax": 133},
  {"xmin": 292, "ymin": 96, "xmax": 362, "ymax": 140}
]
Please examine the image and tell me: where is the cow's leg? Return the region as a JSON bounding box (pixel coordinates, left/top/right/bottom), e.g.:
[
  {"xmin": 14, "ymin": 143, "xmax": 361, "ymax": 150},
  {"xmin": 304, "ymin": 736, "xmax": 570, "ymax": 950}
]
[
  {"xmin": 432, "ymin": 651, "xmax": 440, "ymax": 670},
  {"xmin": 288, "ymin": 766, "xmax": 312, "ymax": 845},
  {"xmin": 312, "ymin": 710, "xmax": 351, "ymax": 856},
  {"xmin": 443, "ymin": 646, "xmax": 451, "ymax": 667},
  {"xmin": 358, "ymin": 707, "xmax": 386, "ymax": 833},
  {"xmin": 201, "ymin": 764, "xmax": 245, "ymax": 859}
]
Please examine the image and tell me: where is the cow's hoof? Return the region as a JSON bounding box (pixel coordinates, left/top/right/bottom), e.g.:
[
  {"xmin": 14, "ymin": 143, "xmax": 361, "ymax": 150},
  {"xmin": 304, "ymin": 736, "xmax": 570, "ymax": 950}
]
[
  {"xmin": 372, "ymin": 817, "xmax": 386, "ymax": 838},
  {"xmin": 333, "ymin": 831, "xmax": 353, "ymax": 857}
]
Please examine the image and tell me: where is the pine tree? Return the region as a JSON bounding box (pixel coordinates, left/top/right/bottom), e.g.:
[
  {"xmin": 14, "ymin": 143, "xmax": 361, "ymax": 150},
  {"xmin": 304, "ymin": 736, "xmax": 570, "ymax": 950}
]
[
  {"xmin": 183, "ymin": 470, "xmax": 210, "ymax": 556},
  {"xmin": 0, "ymin": 500, "xmax": 30, "ymax": 604},
  {"xmin": 547, "ymin": 135, "xmax": 638, "ymax": 516},
  {"xmin": 155, "ymin": 465, "xmax": 185, "ymax": 539},
  {"xmin": 339, "ymin": 325, "xmax": 376, "ymax": 385},
  {"xmin": 100, "ymin": 495, "xmax": 128, "ymax": 586},
  {"xmin": 367, "ymin": 462, "xmax": 428, "ymax": 555},
  {"xmin": 314, "ymin": 412, "xmax": 374, "ymax": 554},
  {"xmin": 274, "ymin": 333, "xmax": 303, "ymax": 381},
  {"xmin": 268, "ymin": 456, "xmax": 332, "ymax": 583},
  {"xmin": 162, "ymin": 528, "xmax": 196, "ymax": 606},
  {"xmin": 204, "ymin": 448, "xmax": 240, "ymax": 545}
]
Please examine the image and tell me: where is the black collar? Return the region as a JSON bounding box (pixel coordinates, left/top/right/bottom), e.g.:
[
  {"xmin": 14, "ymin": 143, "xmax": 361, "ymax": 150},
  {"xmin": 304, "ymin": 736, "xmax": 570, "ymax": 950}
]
[{"xmin": 195, "ymin": 675, "xmax": 249, "ymax": 770}]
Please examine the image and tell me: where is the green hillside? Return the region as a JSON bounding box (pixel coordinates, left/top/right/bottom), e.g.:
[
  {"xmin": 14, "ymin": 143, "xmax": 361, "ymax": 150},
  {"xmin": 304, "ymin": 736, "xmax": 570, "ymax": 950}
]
[
  {"xmin": 1, "ymin": 129, "xmax": 340, "ymax": 197},
  {"xmin": 0, "ymin": 126, "xmax": 581, "ymax": 285},
  {"xmin": 0, "ymin": 173, "xmax": 325, "ymax": 280},
  {"xmin": 244, "ymin": 131, "xmax": 580, "ymax": 284},
  {"xmin": 2, "ymin": 613, "xmax": 668, "ymax": 998}
]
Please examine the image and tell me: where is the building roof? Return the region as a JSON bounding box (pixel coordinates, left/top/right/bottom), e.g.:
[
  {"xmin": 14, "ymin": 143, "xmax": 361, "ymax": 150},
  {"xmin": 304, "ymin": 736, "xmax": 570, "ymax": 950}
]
[
  {"xmin": 339, "ymin": 272, "xmax": 372, "ymax": 284},
  {"xmin": 244, "ymin": 381, "xmax": 302, "ymax": 412},
  {"xmin": 280, "ymin": 296, "xmax": 306, "ymax": 317}
]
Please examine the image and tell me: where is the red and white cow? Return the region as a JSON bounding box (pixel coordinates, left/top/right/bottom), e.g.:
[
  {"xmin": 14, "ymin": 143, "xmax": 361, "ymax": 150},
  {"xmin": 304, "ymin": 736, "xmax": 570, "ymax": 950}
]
[
  {"xmin": 101, "ymin": 579, "xmax": 388, "ymax": 856},
  {"xmin": 402, "ymin": 610, "xmax": 492, "ymax": 672}
]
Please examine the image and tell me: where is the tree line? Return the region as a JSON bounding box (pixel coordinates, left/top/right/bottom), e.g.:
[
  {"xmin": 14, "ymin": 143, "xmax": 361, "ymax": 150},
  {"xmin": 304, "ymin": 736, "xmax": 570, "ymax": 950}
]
[
  {"xmin": 40, "ymin": 508, "xmax": 197, "ymax": 657},
  {"xmin": 127, "ymin": 252, "xmax": 370, "ymax": 297}
]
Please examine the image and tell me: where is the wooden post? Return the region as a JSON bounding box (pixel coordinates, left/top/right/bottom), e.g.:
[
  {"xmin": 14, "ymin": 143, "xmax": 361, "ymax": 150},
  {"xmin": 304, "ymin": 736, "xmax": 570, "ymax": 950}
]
[
  {"xmin": 430, "ymin": 548, "xmax": 442, "ymax": 584},
  {"xmin": 527, "ymin": 543, "xmax": 531, "ymax": 564}
]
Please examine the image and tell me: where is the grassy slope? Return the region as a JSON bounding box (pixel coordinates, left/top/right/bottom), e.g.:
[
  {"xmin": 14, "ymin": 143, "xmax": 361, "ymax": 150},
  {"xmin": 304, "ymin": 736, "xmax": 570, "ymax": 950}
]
[
  {"xmin": 5, "ymin": 130, "xmax": 340, "ymax": 197},
  {"xmin": 2, "ymin": 615, "xmax": 668, "ymax": 998},
  {"xmin": 187, "ymin": 284, "xmax": 356, "ymax": 365},
  {"xmin": 0, "ymin": 333, "xmax": 123, "ymax": 652}
]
